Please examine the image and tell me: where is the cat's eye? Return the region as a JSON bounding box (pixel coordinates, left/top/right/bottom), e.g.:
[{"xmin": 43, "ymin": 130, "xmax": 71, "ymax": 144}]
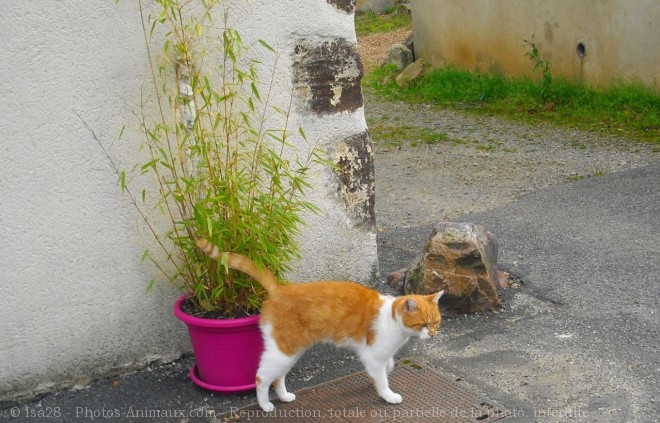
[{"xmin": 421, "ymin": 323, "xmax": 428, "ymax": 328}]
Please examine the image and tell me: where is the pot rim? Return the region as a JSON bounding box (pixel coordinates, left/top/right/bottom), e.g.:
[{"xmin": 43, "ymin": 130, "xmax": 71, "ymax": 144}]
[{"xmin": 173, "ymin": 294, "xmax": 260, "ymax": 328}]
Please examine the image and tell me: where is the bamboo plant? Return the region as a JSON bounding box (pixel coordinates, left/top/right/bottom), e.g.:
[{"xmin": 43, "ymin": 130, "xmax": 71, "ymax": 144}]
[{"xmin": 103, "ymin": 0, "xmax": 328, "ymax": 317}]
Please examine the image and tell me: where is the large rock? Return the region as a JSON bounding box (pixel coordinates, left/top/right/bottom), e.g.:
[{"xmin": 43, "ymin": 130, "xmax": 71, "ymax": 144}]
[{"xmin": 389, "ymin": 222, "xmax": 509, "ymax": 313}]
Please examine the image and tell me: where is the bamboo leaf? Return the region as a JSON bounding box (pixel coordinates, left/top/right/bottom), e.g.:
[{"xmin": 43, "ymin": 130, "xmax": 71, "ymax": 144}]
[
  {"xmin": 119, "ymin": 171, "xmax": 126, "ymax": 192},
  {"xmin": 220, "ymin": 253, "xmax": 229, "ymax": 274},
  {"xmin": 141, "ymin": 159, "xmax": 159, "ymax": 174},
  {"xmin": 250, "ymin": 82, "xmax": 260, "ymax": 101},
  {"xmin": 211, "ymin": 285, "xmax": 224, "ymax": 298},
  {"xmin": 159, "ymin": 160, "xmax": 174, "ymax": 171},
  {"xmin": 258, "ymin": 39, "xmax": 275, "ymax": 53},
  {"xmin": 206, "ymin": 216, "xmax": 213, "ymax": 237},
  {"xmin": 199, "ymin": 299, "xmax": 217, "ymax": 312},
  {"xmin": 150, "ymin": 19, "xmax": 158, "ymax": 37}
]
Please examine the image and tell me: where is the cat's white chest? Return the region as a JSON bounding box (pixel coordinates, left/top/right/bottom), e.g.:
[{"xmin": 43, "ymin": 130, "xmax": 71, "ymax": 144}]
[{"xmin": 363, "ymin": 296, "xmax": 412, "ymax": 355}]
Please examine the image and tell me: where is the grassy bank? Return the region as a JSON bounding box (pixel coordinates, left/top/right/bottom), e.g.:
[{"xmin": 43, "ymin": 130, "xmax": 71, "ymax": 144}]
[
  {"xmin": 365, "ymin": 65, "xmax": 659, "ymax": 144},
  {"xmin": 355, "ymin": 7, "xmax": 411, "ymax": 36}
]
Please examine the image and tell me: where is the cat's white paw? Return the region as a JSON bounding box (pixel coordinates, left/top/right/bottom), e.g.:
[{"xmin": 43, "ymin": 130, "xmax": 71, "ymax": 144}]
[
  {"xmin": 260, "ymin": 402, "xmax": 275, "ymax": 412},
  {"xmin": 381, "ymin": 391, "xmax": 403, "ymax": 404},
  {"xmin": 279, "ymin": 392, "xmax": 296, "ymax": 403}
]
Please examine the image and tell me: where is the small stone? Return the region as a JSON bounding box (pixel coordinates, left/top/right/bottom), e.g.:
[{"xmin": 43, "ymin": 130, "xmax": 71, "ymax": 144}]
[
  {"xmin": 384, "ymin": 44, "xmax": 413, "ymax": 71},
  {"xmin": 395, "ymin": 59, "xmax": 430, "ymax": 87}
]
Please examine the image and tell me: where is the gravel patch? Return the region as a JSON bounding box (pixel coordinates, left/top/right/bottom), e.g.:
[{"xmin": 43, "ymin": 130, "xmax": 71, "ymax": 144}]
[
  {"xmin": 365, "ymin": 91, "xmax": 659, "ymax": 231},
  {"xmin": 357, "ymin": 28, "xmax": 412, "ymax": 72}
]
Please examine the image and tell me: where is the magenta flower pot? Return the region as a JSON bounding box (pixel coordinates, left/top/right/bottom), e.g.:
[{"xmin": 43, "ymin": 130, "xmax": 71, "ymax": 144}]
[{"xmin": 174, "ymin": 294, "xmax": 263, "ymax": 393}]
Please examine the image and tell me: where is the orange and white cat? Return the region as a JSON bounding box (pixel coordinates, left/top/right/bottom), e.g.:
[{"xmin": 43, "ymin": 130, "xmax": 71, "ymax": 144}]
[{"xmin": 197, "ymin": 238, "xmax": 443, "ymax": 412}]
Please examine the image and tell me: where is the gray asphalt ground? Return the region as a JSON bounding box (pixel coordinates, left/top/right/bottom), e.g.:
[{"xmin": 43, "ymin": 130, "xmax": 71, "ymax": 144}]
[{"xmin": 2, "ymin": 162, "xmax": 659, "ymax": 422}]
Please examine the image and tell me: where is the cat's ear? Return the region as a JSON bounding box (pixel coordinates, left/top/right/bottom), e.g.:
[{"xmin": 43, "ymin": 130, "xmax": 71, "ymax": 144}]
[
  {"xmin": 431, "ymin": 290, "xmax": 444, "ymax": 304},
  {"xmin": 404, "ymin": 298, "xmax": 418, "ymax": 312}
]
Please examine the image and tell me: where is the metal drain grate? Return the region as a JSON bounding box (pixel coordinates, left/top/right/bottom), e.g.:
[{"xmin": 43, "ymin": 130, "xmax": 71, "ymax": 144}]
[{"xmin": 223, "ymin": 359, "xmax": 511, "ymax": 422}]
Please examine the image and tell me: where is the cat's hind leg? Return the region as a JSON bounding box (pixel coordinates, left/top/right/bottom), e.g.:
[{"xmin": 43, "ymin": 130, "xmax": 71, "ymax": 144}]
[
  {"xmin": 256, "ymin": 325, "xmax": 300, "ymax": 412},
  {"xmin": 273, "ymin": 376, "xmax": 295, "ymax": 403},
  {"xmin": 256, "ymin": 350, "xmax": 298, "ymax": 411}
]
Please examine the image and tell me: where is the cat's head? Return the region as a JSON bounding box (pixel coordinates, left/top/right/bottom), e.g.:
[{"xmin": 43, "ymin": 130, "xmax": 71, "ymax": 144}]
[{"xmin": 393, "ymin": 291, "xmax": 443, "ymax": 339}]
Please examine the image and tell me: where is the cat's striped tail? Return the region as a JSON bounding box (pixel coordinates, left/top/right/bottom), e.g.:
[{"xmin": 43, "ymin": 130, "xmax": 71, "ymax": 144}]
[{"xmin": 196, "ymin": 238, "xmax": 279, "ymax": 293}]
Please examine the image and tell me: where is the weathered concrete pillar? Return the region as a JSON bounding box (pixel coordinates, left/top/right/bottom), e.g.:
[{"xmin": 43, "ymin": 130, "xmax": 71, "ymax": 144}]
[
  {"xmin": 288, "ymin": 32, "xmax": 378, "ymax": 282},
  {"xmin": 269, "ymin": 0, "xmax": 379, "ymax": 284}
]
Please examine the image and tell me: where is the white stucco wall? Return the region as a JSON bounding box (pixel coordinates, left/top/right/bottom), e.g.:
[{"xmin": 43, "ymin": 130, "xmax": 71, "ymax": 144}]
[{"xmin": 0, "ymin": 0, "xmax": 377, "ymax": 402}]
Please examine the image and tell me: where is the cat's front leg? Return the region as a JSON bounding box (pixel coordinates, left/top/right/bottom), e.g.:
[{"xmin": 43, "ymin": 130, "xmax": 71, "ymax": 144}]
[{"xmin": 363, "ymin": 360, "xmax": 402, "ymax": 404}]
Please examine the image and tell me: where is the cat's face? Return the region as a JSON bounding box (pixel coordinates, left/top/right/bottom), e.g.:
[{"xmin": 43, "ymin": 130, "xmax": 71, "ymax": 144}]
[{"xmin": 394, "ymin": 291, "xmax": 443, "ymax": 339}]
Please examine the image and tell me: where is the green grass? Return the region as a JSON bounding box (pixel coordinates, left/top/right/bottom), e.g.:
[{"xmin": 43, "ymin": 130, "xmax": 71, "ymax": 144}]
[
  {"xmin": 369, "ymin": 123, "xmax": 451, "ymax": 148},
  {"xmin": 355, "ymin": 8, "xmax": 412, "ymax": 36},
  {"xmin": 365, "ymin": 65, "xmax": 660, "ymax": 143}
]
